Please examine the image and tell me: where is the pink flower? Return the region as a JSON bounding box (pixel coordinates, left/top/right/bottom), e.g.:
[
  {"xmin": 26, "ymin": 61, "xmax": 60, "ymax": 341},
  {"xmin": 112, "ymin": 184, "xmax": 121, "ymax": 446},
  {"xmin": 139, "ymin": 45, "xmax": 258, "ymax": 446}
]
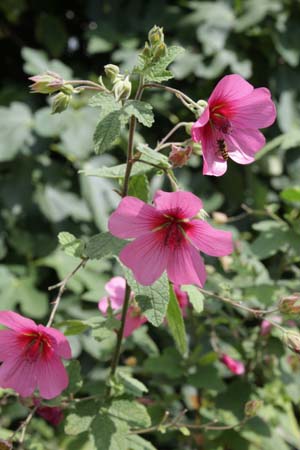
[
  {"xmin": 34, "ymin": 399, "xmax": 64, "ymax": 426},
  {"xmin": 192, "ymin": 74, "xmax": 276, "ymax": 176},
  {"xmin": 220, "ymin": 354, "xmax": 245, "ymax": 375},
  {"xmin": 109, "ymin": 190, "xmax": 233, "ymax": 286},
  {"xmin": 98, "ymin": 276, "xmax": 147, "ymax": 337},
  {"xmin": 0, "ymin": 311, "xmax": 71, "ymax": 399},
  {"xmin": 260, "ymin": 316, "xmax": 282, "ymax": 336}
]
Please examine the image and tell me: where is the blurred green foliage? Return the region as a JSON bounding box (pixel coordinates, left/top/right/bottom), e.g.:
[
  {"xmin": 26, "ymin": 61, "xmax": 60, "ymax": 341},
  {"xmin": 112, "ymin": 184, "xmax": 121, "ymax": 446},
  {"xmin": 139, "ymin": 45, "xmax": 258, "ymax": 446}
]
[{"xmin": 0, "ymin": 1, "xmax": 300, "ymax": 449}]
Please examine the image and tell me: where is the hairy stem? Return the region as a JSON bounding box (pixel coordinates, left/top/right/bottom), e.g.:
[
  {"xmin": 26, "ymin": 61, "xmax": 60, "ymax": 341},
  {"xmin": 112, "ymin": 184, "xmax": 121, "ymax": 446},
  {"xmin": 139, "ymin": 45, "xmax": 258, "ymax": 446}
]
[
  {"xmin": 155, "ymin": 122, "xmax": 190, "ymax": 151},
  {"xmin": 109, "ymin": 75, "xmax": 144, "ymax": 378},
  {"xmin": 143, "ymin": 82, "xmax": 199, "ymax": 110}
]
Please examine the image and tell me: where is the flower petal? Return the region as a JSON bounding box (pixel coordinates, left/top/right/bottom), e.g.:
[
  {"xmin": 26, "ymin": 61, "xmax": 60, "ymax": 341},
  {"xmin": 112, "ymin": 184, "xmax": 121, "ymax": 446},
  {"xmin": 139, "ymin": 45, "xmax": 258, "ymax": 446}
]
[
  {"xmin": 37, "ymin": 354, "xmax": 69, "ymax": 399},
  {"xmin": 41, "ymin": 326, "xmax": 72, "ymax": 359},
  {"xmin": 108, "ymin": 196, "xmax": 162, "ymax": 239},
  {"xmin": 119, "ymin": 232, "xmax": 168, "ymax": 286},
  {"xmin": 153, "ymin": 190, "xmax": 203, "ymax": 218},
  {"xmin": 167, "ymin": 242, "xmax": 206, "ymax": 287},
  {"xmin": 192, "ymin": 106, "xmax": 210, "ymax": 141},
  {"xmin": 0, "ymin": 330, "xmax": 23, "ymax": 361},
  {"xmin": 230, "ymin": 87, "xmax": 276, "ymax": 129},
  {"xmin": 187, "ymin": 220, "xmax": 233, "ymax": 256},
  {"xmin": 0, "ymin": 311, "xmax": 37, "ymax": 332},
  {"xmin": 227, "ymin": 128, "xmax": 266, "ymax": 164},
  {"xmin": 200, "ymin": 127, "xmax": 228, "ymax": 176},
  {"xmin": 0, "ymin": 357, "xmax": 37, "ymax": 397},
  {"xmin": 208, "ymin": 74, "xmax": 253, "ymax": 105},
  {"xmin": 123, "ymin": 308, "xmax": 147, "ymax": 337}
]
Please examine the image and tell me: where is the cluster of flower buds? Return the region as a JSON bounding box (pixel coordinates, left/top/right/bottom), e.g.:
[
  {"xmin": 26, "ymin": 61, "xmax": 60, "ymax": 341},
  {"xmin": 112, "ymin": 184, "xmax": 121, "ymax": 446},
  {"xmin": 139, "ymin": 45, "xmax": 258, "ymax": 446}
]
[
  {"xmin": 29, "ymin": 71, "xmax": 75, "ymax": 114},
  {"xmin": 168, "ymin": 144, "xmax": 192, "ymax": 168},
  {"xmin": 104, "ymin": 64, "xmax": 132, "ymax": 102},
  {"xmin": 279, "ymin": 293, "xmax": 300, "ymax": 315},
  {"xmin": 141, "ymin": 25, "xmax": 167, "ymax": 63},
  {"xmin": 244, "ymin": 399, "xmax": 263, "ymax": 418}
]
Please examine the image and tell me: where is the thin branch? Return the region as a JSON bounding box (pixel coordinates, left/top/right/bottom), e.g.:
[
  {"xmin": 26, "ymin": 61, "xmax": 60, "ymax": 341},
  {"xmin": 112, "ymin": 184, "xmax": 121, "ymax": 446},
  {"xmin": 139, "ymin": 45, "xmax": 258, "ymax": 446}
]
[
  {"xmin": 47, "ymin": 258, "xmax": 88, "ymax": 327},
  {"xmin": 9, "ymin": 406, "xmax": 38, "ymax": 444},
  {"xmin": 155, "ymin": 122, "xmax": 190, "ymax": 151},
  {"xmin": 199, "ymin": 288, "xmax": 279, "ymax": 318},
  {"xmin": 143, "ymin": 83, "xmax": 199, "ymax": 110}
]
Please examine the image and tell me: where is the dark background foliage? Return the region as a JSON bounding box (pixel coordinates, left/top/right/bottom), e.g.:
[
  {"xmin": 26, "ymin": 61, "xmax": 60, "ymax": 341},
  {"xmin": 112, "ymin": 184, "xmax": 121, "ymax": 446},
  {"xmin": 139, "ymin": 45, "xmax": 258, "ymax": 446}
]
[{"xmin": 0, "ymin": 1, "xmax": 300, "ymax": 449}]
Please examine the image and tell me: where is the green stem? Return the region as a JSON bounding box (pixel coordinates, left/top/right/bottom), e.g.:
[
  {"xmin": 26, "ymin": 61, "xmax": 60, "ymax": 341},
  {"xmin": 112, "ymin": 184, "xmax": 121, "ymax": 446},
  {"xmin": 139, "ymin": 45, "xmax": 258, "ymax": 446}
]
[{"xmin": 109, "ymin": 75, "xmax": 144, "ymax": 378}]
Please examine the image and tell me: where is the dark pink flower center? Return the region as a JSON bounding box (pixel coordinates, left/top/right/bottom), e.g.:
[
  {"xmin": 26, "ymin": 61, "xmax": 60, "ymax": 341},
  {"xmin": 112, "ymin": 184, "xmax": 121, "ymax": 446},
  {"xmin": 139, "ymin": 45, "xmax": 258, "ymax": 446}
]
[
  {"xmin": 18, "ymin": 330, "xmax": 54, "ymax": 362},
  {"xmin": 157, "ymin": 216, "xmax": 191, "ymax": 250}
]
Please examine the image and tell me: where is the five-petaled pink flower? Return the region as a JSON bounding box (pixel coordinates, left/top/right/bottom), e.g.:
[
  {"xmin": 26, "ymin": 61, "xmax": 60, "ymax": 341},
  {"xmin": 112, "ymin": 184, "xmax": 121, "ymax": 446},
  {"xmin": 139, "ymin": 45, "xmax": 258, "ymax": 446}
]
[
  {"xmin": 0, "ymin": 311, "xmax": 71, "ymax": 399},
  {"xmin": 192, "ymin": 74, "xmax": 276, "ymax": 176},
  {"xmin": 98, "ymin": 276, "xmax": 147, "ymax": 337},
  {"xmin": 220, "ymin": 354, "xmax": 245, "ymax": 375},
  {"xmin": 108, "ymin": 190, "xmax": 233, "ymax": 286}
]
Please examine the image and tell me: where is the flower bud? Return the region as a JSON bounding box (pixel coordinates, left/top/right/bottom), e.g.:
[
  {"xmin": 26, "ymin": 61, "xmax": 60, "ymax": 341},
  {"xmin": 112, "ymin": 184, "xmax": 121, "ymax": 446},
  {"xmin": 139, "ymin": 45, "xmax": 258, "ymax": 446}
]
[
  {"xmin": 113, "ymin": 76, "xmax": 132, "ymax": 101},
  {"xmin": 29, "ymin": 71, "xmax": 64, "ymax": 94},
  {"xmin": 169, "ymin": 144, "xmax": 192, "ymax": 168},
  {"xmin": 104, "ymin": 64, "xmax": 120, "ymax": 82},
  {"xmin": 195, "ymin": 100, "xmax": 208, "ymax": 117},
  {"xmin": 244, "ymin": 400, "xmax": 263, "ymax": 417},
  {"xmin": 212, "ymin": 212, "xmax": 228, "ymax": 224},
  {"xmin": 148, "ymin": 25, "xmax": 164, "ymax": 47},
  {"xmin": 185, "ymin": 122, "xmax": 194, "ymax": 135},
  {"xmin": 61, "ymin": 83, "xmax": 74, "ymax": 95},
  {"xmin": 279, "ymin": 293, "xmax": 300, "ymax": 315},
  {"xmin": 152, "ymin": 42, "xmax": 167, "ymax": 61},
  {"xmin": 284, "ymin": 330, "xmax": 300, "ymax": 354},
  {"xmin": 51, "ymin": 91, "xmax": 71, "ymax": 114},
  {"xmin": 142, "ymin": 42, "xmax": 152, "ymax": 59}
]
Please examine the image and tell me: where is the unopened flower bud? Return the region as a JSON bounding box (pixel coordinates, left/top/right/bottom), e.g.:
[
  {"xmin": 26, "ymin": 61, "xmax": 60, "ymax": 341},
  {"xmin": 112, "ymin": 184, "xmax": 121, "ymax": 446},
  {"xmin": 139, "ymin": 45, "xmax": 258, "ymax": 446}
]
[
  {"xmin": 29, "ymin": 71, "xmax": 64, "ymax": 94},
  {"xmin": 152, "ymin": 42, "xmax": 167, "ymax": 61},
  {"xmin": 104, "ymin": 64, "xmax": 120, "ymax": 82},
  {"xmin": 185, "ymin": 122, "xmax": 194, "ymax": 135},
  {"xmin": 113, "ymin": 76, "xmax": 132, "ymax": 101},
  {"xmin": 142, "ymin": 42, "xmax": 152, "ymax": 59},
  {"xmin": 244, "ymin": 400, "xmax": 263, "ymax": 417},
  {"xmin": 212, "ymin": 212, "xmax": 228, "ymax": 224},
  {"xmin": 148, "ymin": 25, "xmax": 164, "ymax": 47},
  {"xmin": 51, "ymin": 91, "xmax": 71, "ymax": 114},
  {"xmin": 279, "ymin": 294, "xmax": 300, "ymax": 315},
  {"xmin": 284, "ymin": 330, "xmax": 300, "ymax": 354},
  {"xmin": 61, "ymin": 83, "xmax": 74, "ymax": 95},
  {"xmin": 169, "ymin": 144, "xmax": 192, "ymax": 168},
  {"xmin": 195, "ymin": 100, "xmax": 208, "ymax": 117}
]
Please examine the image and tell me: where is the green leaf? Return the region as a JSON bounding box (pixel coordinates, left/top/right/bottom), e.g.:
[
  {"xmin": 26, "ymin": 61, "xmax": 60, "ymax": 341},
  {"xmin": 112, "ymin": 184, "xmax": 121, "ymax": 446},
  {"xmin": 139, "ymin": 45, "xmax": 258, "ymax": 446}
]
[
  {"xmin": 126, "ymin": 434, "xmax": 158, "ymax": 450},
  {"xmin": 93, "ymin": 110, "xmax": 122, "ymax": 154},
  {"xmin": 128, "ymin": 174, "xmax": 149, "ymax": 202},
  {"xmin": 280, "ymin": 187, "xmax": 300, "ymax": 203},
  {"xmin": 65, "ymin": 401, "xmax": 99, "ymax": 436},
  {"xmin": 136, "ymin": 45, "xmax": 185, "ymax": 82},
  {"xmin": 36, "ymin": 13, "xmax": 67, "ymax": 57},
  {"xmin": 90, "ymin": 412, "xmax": 128, "ymax": 450},
  {"xmin": 125, "ymin": 270, "xmax": 169, "ymax": 327},
  {"xmin": 117, "ymin": 371, "xmax": 148, "ymax": 397},
  {"xmin": 122, "ymin": 100, "xmax": 154, "ymax": 127},
  {"xmin": 89, "ymin": 92, "xmax": 121, "ymax": 120},
  {"xmin": 58, "ymin": 232, "xmax": 85, "ymax": 258},
  {"xmin": 86, "ymin": 232, "xmax": 127, "ymax": 260},
  {"xmin": 137, "ymin": 144, "xmax": 171, "ymax": 168},
  {"xmin": 65, "ymin": 360, "xmax": 83, "ymax": 395},
  {"xmin": 181, "ymin": 285, "xmax": 204, "ymax": 314},
  {"xmin": 166, "ymin": 284, "xmax": 188, "ymax": 356},
  {"xmin": 0, "ymin": 102, "xmax": 33, "ymax": 162},
  {"xmin": 59, "ymin": 319, "xmax": 89, "ymax": 336},
  {"xmin": 187, "ymin": 365, "xmax": 225, "ymax": 391},
  {"xmin": 108, "ymin": 399, "xmax": 151, "ymax": 428},
  {"xmin": 250, "ymin": 222, "xmax": 292, "ymax": 259},
  {"xmin": 79, "ymin": 161, "xmax": 152, "ymax": 179}
]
